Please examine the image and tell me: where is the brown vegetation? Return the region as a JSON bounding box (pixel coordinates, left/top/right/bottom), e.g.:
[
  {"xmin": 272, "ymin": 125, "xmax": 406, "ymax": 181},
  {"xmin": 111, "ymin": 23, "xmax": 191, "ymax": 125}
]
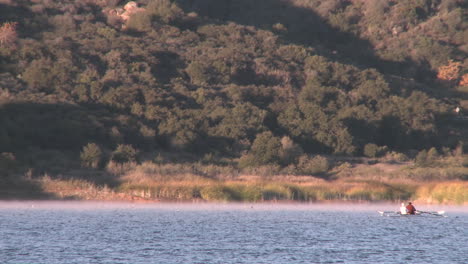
[
  {"xmin": 0, "ymin": 22, "xmax": 17, "ymax": 47},
  {"xmin": 437, "ymin": 60, "xmax": 462, "ymax": 81},
  {"xmin": 31, "ymin": 155, "xmax": 468, "ymax": 205},
  {"xmin": 0, "ymin": 0, "xmax": 467, "ymax": 204},
  {"xmin": 459, "ymin": 74, "xmax": 468, "ymax": 86}
]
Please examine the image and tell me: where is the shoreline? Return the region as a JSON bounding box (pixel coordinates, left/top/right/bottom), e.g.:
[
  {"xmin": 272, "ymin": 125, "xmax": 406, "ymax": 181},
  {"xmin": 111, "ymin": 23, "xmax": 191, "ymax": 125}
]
[
  {"xmin": 0, "ymin": 198, "xmax": 466, "ymax": 206},
  {"xmin": 0, "ymin": 200, "xmax": 467, "ymax": 214},
  {"xmin": 2, "ymin": 178, "xmax": 467, "ymax": 205}
]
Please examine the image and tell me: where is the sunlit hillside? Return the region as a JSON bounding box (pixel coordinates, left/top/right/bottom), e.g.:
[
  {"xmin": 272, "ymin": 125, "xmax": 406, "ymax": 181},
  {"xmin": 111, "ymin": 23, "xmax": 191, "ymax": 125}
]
[{"xmin": 0, "ymin": 0, "xmax": 467, "ymax": 202}]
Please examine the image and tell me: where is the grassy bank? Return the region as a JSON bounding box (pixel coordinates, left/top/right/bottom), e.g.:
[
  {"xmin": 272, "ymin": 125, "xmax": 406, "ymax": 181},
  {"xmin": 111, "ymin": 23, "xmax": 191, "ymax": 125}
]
[
  {"xmin": 29, "ymin": 160, "xmax": 467, "ymax": 205},
  {"xmin": 117, "ymin": 179, "xmax": 466, "ymax": 204},
  {"xmin": 2, "ymin": 154, "xmax": 467, "ymax": 204}
]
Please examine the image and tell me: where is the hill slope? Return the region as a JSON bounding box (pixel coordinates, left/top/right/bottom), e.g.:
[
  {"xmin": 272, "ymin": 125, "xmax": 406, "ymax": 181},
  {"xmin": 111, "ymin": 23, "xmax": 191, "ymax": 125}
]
[{"xmin": 0, "ymin": 0, "xmax": 467, "ymax": 199}]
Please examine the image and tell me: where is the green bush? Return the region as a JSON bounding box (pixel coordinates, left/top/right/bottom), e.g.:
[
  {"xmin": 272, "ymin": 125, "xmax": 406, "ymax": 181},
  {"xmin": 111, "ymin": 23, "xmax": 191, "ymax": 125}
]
[
  {"xmin": 226, "ymin": 184, "xmax": 262, "ymax": 201},
  {"xmin": 80, "ymin": 143, "xmax": 102, "ymax": 169},
  {"xmin": 261, "ymin": 184, "xmax": 292, "ymax": 200},
  {"xmin": 111, "ymin": 144, "xmax": 138, "ymax": 163},
  {"xmin": 1, "ymin": 0, "xmax": 466, "ymax": 179},
  {"xmin": 126, "ymin": 12, "xmax": 153, "ymax": 32},
  {"xmin": 279, "ymin": 136, "xmax": 303, "ymax": 165},
  {"xmin": 146, "ymin": 0, "xmax": 184, "ymax": 23},
  {"xmin": 364, "ymin": 143, "xmax": 388, "ymax": 158},
  {"xmin": 363, "ymin": 143, "xmax": 379, "ymax": 158},
  {"xmin": 186, "ymin": 61, "xmax": 211, "ymax": 85},
  {"xmin": 200, "ymin": 185, "xmax": 232, "ymax": 201},
  {"xmin": 249, "ymin": 132, "xmax": 282, "ymax": 166},
  {"xmin": 415, "ymin": 150, "xmax": 428, "ymax": 167},
  {"xmin": 296, "ymin": 155, "xmax": 329, "ymax": 175},
  {"xmin": 384, "ymin": 151, "xmax": 409, "ymax": 162}
]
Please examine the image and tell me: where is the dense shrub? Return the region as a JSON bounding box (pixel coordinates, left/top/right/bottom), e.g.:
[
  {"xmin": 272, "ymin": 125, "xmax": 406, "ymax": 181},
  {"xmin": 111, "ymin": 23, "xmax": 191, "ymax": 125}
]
[
  {"xmin": 0, "ymin": 152, "xmax": 17, "ymax": 173},
  {"xmin": 415, "ymin": 150, "xmax": 429, "ymax": 167},
  {"xmin": 200, "ymin": 185, "xmax": 232, "ymax": 201},
  {"xmin": 279, "ymin": 136, "xmax": 303, "ymax": 165},
  {"xmin": 0, "ymin": 0, "xmax": 465, "ymax": 175},
  {"xmin": 364, "ymin": 143, "xmax": 388, "ymax": 158},
  {"xmin": 80, "ymin": 143, "xmax": 103, "ymax": 169},
  {"xmin": 111, "ymin": 144, "xmax": 138, "ymax": 163},
  {"xmin": 296, "ymin": 155, "xmax": 329, "ymax": 175},
  {"xmin": 250, "ymin": 132, "xmax": 282, "ymax": 165}
]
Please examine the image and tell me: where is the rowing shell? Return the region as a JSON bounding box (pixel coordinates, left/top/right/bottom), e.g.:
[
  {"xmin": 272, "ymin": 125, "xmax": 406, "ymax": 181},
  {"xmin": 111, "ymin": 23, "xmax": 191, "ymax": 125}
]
[{"xmin": 378, "ymin": 210, "xmax": 446, "ymax": 217}]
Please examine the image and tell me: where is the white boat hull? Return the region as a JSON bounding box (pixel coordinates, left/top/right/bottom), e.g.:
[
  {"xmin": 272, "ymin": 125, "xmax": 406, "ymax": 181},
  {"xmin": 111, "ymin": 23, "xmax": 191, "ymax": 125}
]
[{"xmin": 378, "ymin": 210, "xmax": 446, "ymax": 217}]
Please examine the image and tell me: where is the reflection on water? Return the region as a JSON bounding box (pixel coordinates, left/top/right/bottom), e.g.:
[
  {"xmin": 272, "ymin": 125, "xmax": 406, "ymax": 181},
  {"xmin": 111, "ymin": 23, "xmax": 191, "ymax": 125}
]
[{"xmin": 0, "ymin": 202, "xmax": 467, "ymax": 264}]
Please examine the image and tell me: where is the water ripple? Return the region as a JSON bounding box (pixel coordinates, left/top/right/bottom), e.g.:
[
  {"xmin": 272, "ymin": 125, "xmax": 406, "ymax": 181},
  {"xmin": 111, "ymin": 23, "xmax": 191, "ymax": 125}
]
[{"xmin": 0, "ymin": 204, "xmax": 467, "ymax": 264}]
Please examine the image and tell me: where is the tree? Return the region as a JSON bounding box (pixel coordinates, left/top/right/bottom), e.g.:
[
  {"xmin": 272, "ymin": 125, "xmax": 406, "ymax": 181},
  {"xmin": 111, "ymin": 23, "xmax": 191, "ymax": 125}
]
[
  {"xmin": 212, "ymin": 103, "xmax": 266, "ymax": 141},
  {"xmin": 146, "ymin": 0, "xmax": 184, "ymax": 23},
  {"xmin": 363, "ymin": 143, "xmax": 387, "ymax": 158},
  {"xmin": 111, "ymin": 144, "xmax": 138, "ymax": 163},
  {"xmin": 80, "ymin": 143, "xmax": 102, "ymax": 169},
  {"xmin": 364, "ymin": 143, "xmax": 379, "ymax": 158},
  {"xmin": 249, "ymin": 131, "xmax": 282, "ymax": 165},
  {"xmin": 296, "ymin": 155, "xmax": 329, "ymax": 175},
  {"xmin": 186, "ymin": 61, "xmax": 211, "ymax": 85},
  {"xmin": 279, "ymin": 136, "xmax": 303, "ymax": 165}
]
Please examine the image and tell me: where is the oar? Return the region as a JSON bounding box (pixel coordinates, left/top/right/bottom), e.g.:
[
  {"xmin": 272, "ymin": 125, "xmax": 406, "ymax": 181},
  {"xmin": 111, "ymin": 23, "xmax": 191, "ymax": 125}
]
[{"xmin": 417, "ymin": 210, "xmax": 445, "ymax": 216}]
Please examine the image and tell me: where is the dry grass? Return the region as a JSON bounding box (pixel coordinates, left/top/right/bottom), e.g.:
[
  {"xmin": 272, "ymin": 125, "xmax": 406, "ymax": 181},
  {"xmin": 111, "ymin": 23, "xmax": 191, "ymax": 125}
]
[
  {"xmin": 415, "ymin": 181, "xmax": 468, "ymax": 205},
  {"xmin": 20, "ymin": 158, "xmax": 467, "ymax": 204},
  {"xmin": 37, "ymin": 174, "xmax": 143, "ymax": 201},
  {"xmin": 104, "ymin": 160, "xmax": 467, "ymax": 204}
]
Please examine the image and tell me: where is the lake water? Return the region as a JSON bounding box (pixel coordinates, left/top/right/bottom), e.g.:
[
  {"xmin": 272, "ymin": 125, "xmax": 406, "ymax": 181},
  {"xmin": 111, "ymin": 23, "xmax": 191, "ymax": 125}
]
[{"xmin": 0, "ymin": 202, "xmax": 467, "ymax": 264}]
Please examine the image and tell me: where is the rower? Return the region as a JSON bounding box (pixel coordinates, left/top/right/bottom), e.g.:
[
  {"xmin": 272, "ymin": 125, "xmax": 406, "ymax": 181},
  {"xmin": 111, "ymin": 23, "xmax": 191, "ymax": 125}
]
[
  {"xmin": 406, "ymin": 202, "xmax": 416, "ymax": 215},
  {"xmin": 400, "ymin": 203, "xmax": 407, "ymax": 215}
]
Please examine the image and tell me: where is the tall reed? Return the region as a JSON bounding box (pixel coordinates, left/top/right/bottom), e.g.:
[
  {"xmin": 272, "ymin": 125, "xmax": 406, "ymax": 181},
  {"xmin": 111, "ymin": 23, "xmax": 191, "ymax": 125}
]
[{"xmin": 416, "ymin": 182, "xmax": 467, "ymax": 204}]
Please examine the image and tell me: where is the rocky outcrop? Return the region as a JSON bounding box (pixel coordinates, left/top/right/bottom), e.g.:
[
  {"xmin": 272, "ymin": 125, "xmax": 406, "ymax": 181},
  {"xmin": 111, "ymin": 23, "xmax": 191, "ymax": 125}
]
[{"xmin": 104, "ymin": 1, "xmax": 145, "ymax": 28}]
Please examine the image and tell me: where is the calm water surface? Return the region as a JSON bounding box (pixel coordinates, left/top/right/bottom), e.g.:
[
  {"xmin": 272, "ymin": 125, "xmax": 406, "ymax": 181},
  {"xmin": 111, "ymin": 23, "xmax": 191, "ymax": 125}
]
[{"xmin": 0, "ymin": 202, "xmax": 466, "ymax": 264}]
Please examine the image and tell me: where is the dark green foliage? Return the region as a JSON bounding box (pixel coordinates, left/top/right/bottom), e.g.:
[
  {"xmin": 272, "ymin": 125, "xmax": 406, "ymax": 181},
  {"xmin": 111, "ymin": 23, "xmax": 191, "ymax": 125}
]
[
  {"xmin": 146, "ymin": 0, "xmax": 184, "ymax": 24},
  {"xmin": 363, "ymin": 143, "xmax": 388, "ymax": 158},
  {"xmin": 211, "ymin": 103, "xmax": 267, "ymax": 141},
  {"xmin": 186, "ymin": 61, "xmax": 211, "ymax": 85},
  {"xmin": 415, "ymin": 149, "xmax": 429, "ymax": 167},
  {"xmin": 240, "ymin": 132, "xmax": 282, "ymax": 167},
  {"xmin": 126, "ymin": 12, "xmax": 153, "ymax": 32},
  {"xmin": 364, "ymin": 144, "xmax": 380, "ymax": 158},
  {"xmin": 158, "ymin": 109, "xmax": 205, "ymax": 150},
  {"xmin": 80, "ymin": 143, "xmax": 102, "ymax": 169},
  {"xmin": 0, "ymin": 0, "xmax": 466, "ymax": 175},
  {"xmin": 279, "ymin": 136, "xmax": 303, "ymax": 165},
  {"xmin": 296, "ymin": 155, "xmax": 330, "ymax": 175},
  {"xmin": 0, "ymin": 152, "xmax": 17, "ymax": 174},
  {"xmin": 22, "ymin": 58, "xmax": 57, "ymax": 92},
  {"xmin": 0, "ymin": 103, "xmax": 110, "ymax": 151},
  {"xmin": 111, "ymin": 144, "xmax": 138, "ymax": 163}
]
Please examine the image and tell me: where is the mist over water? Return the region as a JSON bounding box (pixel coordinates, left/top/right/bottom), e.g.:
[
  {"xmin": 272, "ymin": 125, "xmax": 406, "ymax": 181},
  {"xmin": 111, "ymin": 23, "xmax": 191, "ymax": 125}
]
[{"xmin": 1, "ymin": 202, "xmax": 467, "ymax": 264}]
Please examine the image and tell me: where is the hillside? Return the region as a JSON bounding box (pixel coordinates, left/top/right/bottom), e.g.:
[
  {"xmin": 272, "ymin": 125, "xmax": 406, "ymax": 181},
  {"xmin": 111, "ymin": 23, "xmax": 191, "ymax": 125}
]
[{"xmin": 0, "ymin": 0, "xmax": 467, "ymax": 201}]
